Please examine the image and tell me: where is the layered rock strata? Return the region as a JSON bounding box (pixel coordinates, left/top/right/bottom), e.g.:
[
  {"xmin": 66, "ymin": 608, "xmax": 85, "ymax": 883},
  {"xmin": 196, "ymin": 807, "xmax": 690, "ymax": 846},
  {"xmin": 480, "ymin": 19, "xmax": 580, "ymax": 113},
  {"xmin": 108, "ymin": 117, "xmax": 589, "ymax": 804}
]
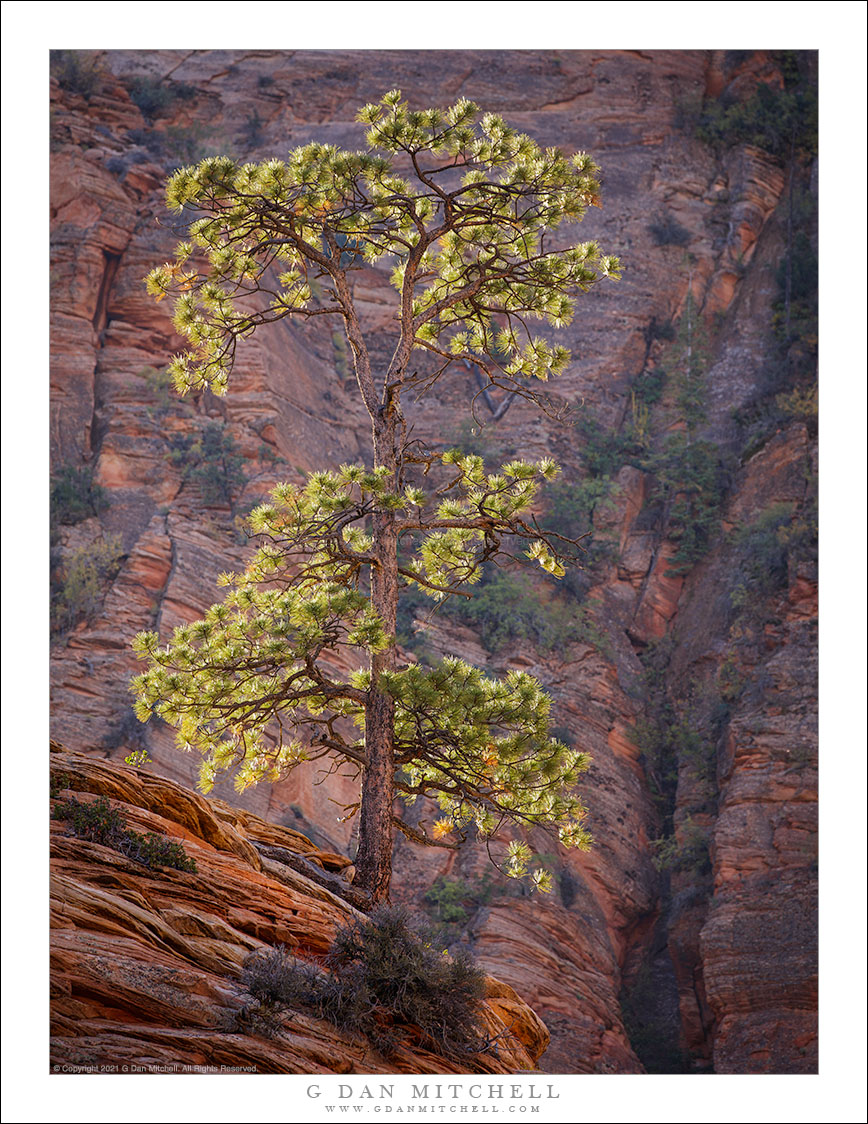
[{"xmin": 50, "ymin": 744, "xmax": 548, "ymax": 1075}]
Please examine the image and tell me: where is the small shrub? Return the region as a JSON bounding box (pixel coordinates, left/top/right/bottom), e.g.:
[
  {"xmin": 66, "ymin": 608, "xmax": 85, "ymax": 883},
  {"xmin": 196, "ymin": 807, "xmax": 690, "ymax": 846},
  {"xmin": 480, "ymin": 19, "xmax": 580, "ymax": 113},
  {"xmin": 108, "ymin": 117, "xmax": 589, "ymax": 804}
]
[
  {"xmin": 52, "ymin": 793, "xmax": 196, "ymax": 872},
  {"xmin": 50, "ymin": 465, "xmax": 109, "ymax": 525},
  {"xmin": 50, "ymin": 772, "xmax": 72, "ymax": 799},
  {"xmin": 123, "ymin": 832, "xmax": 197, "ymax": 872},
  {"xmin": 648, "ymin": 213, "xmax": 691, "ymax": 248},
  {"xmin": 424, "ymin": 876, "xmax": 471, "ymax": 924},
  {"xmin": 167, "ymin": 421, "xmax": 246, "ymax": 507},
  {"xmin": 443, "ymin": 568, "xmax": 607, "ymax": 655},
  {"xmin": 124, "ymin": 124, "xmax": 218, "ymax": 170},
  {"xmin": 126, "ymin": 75, "xmax": 197, "ymax": 120},
  {"xmin": 51, "ymin": 535, "xmax": 124, "ymax": 635},
  {"xmin": 651, "ymin": 817, "xmax": 711, "ymax": 876},
  {"xmin": 50, "ymin": 50, "xmax": 104, "ymax": 98},
  {"xmin": 53, "ymin": 794, "xmax": 127, "ymax": 846},
  {"xmin": 240, "ymin": 110, "xmax": 265, "ymax": 149},
  {"xmin": 776, "ymin": 383, "xmax": 817, "ymax": 425},
  {"xmin": 124, "ymin": 749, "xmax": 153, "ymax": 769},
  {"xmin": 242, "ymin": 945, "xmax": 319, "ymax": 1011},
  {"xmin": 105, "ymin": 155, "xmax": 128, "ymax": 177},
  {"xmin": 730, "ymin": 499, "xmax": 817, "ymax": 613},
  {"xmin": 239, "ymin": 905, "xmax": 489, "ymax": 1060}
]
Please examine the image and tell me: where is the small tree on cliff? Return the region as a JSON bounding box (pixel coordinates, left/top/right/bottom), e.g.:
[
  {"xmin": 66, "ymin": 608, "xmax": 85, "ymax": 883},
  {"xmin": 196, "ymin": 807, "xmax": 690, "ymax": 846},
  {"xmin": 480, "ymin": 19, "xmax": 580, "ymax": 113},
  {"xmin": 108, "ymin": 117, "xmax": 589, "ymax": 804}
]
[{"xmin": 132, "ymin": 90, "xmax": 620, "ymax": 902}]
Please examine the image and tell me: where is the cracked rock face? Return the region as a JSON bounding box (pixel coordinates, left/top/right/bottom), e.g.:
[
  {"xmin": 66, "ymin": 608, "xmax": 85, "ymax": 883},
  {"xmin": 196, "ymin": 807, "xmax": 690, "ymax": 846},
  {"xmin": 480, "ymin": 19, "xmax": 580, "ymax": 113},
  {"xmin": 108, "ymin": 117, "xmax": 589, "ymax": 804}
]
[{"xmin": 50, "ymin": 49, "xmax": 816, "ymax": 1073}]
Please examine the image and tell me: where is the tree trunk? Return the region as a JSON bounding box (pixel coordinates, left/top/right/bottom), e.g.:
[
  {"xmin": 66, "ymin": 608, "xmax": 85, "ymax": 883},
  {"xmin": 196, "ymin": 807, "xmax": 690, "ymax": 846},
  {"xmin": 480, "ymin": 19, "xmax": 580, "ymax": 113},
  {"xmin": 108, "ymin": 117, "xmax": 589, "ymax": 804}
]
[{"xmin": 354, "ymin": 410, "xmax": 399, "ymax": 903}]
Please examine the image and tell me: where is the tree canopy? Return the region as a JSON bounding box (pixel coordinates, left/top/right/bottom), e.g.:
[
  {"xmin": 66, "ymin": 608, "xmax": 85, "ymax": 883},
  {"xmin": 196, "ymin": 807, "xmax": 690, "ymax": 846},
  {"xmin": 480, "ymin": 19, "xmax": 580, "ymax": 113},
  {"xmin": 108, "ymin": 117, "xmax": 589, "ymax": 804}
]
[{"xmin": 133, "ymin": 89, "xmax": 620, "ymax": 901}]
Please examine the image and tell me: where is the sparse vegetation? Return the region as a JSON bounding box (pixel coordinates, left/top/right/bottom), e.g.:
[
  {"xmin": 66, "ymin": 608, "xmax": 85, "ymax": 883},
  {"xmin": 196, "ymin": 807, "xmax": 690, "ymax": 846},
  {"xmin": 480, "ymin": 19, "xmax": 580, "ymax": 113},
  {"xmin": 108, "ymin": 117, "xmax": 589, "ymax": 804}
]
[
  {"xmin": 648, "ymin": 213, "xmax": 691, "ymax": 247},
  {"xmin": 50, "ymin": 50, "xmax": 104, "ymax": 98},
  {"xmin": 50, "ymin": 465, "xmax": 109, "ymax": 525},
  {"xmin": 239, "ymin": 905, "xmax": 489, "ymax": 1059},
  {"xmin": 693, "ymin": 71, "xmax": 817, "ymax": 160},
  {"xmin": 126, "ymin": 74, "xmax": 197, "ymax": 120},
  {"xmin": 52, "ymin": 792, "xmax": 197, "ymax": 873},
  {"xmin": 167, "ymin": 421, "xmax": 247, "ymax": 508},
  {"xmin": 51, "ymin": 535, "xmax": 124, "ymax": 635},
  {"xmin": 651, "ymin": 816, "xmax": 711, "ymax": 875},
  {"xmin": 541, "ymin": 476, "xmax": 619, "ymax": 569},
  {"xmin": 124, "ymin": 123, "xmax": 220, "ymax": 170},
  {"xmin": 650, "ymin": 436, "xmax": 726, "ymax": 576},
  {"xmin": 730, "ymin": 496, "xmax": 817, "ymax": 615},
  {"xmin": 240, "ymin": 110, "xmax": 265, "ymax": 149},
  {"xmin": 439, "ymin": 568, "xmax": 608, "ymax": 656}
]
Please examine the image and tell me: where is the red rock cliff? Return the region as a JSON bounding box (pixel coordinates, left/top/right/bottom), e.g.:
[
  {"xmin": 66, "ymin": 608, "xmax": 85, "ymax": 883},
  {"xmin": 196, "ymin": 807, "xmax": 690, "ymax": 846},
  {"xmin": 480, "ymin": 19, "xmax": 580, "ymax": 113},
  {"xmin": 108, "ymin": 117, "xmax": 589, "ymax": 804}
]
[{"xmin": 49, "ymin": 49, "xmax": 817, "ymax": 1074}]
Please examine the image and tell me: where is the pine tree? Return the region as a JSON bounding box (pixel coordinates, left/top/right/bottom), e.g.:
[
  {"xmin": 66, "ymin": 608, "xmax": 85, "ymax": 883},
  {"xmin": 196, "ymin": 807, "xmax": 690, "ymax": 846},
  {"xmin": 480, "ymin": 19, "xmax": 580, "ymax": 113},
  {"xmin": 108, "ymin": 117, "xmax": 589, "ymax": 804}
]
[{"xmin": 133, "ymin": 90, "xmax": 620, "ymax": 902}]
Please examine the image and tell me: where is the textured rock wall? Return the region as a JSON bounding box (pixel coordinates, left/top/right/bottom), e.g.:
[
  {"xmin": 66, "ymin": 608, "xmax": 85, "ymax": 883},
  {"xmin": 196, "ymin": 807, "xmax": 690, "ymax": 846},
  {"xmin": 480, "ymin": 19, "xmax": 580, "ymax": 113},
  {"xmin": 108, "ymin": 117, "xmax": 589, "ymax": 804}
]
[{"xmin": 49, "ymin": 49, "xmax": 817, "ymax": 1073}]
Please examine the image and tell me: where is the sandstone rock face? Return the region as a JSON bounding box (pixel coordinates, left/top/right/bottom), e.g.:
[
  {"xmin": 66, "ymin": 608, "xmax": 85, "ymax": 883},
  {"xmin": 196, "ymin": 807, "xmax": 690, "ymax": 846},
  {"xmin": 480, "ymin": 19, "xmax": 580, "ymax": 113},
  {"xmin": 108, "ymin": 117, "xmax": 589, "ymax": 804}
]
[
  {"xmin": 50, "ymin": 745, "xmax": 547, "ymax": 1075},
  {"xmin": 49, "ymin": 50, "xmax": 816, "ymax": 1073}
]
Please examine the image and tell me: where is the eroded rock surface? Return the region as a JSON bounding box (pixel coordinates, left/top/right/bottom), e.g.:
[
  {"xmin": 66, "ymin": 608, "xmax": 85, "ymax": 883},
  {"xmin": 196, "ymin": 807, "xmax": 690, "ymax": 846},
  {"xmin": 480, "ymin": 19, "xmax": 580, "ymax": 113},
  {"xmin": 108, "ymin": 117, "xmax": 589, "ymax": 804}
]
[{"xmin": 50, "ymin": 744, "xmax": 547, "ymax": 1075}]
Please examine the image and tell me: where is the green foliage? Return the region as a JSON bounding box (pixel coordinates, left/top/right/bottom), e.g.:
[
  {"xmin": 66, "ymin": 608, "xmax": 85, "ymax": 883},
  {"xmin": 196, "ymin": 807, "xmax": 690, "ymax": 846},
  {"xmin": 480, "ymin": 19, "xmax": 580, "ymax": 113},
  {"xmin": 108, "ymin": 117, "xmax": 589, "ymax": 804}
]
[
  {"xmin": 772, "ymin": 186, "xmax": 818, "ymax": 356},
  {"xmin": 239, "ymin": 906, "xmax": 488, "ymax": 1059},
  {"xmin": 693, "ymin": 56, "xmax": 817, "ymax": 159},
  {"xmin": 440, "ymin": 568, "xmax": 605, "ymax": 656},
  {"xmin": 167, "ymin": 421, "xmax": 247, "ymax": 507},
  {"xmin": 137, "ymin": 90, "xmax": 618, "ymax": 897},
  {"xmin": 50, "ymin": 773, "xmax": 72, "ymax": 800},
  {"xmin": 52, "ymin": 793, "xmax": 127, "ymax": 845},
  {"xmin": 575, "ymin": 415, "xmax": 634, "ymax": 478},
  {"xmin": 139, "ymin": 365, "xmax": 189, "ymax": 417},
  {"xmin": 730, "ymin": 497, "xmax": 817, "ymax": 613},
  {"xmin": 124, "ymin": 749, "xmax": 153, "ymax": 769},
  {"xmin": 540, "ymin": 476, "xmax": 619, "ymax": 568},
  {"xmin": 52, "ymin": 794, "xmax": 196, "ymax": 873},
  {"xmin": 664, "ymin": 289, "xmax": 711, "ymax": 431},
  {"xmin": 631, "ymin": 366, "xmax": 667, "ymax": 407},
  {"xmin": 50, "ymin": 50, "xmax": 104, "ymax": 98},
  {"xmin": 424, "ymin": 875, "xmax": 473, "ymax": 924},
  {"xmin": 641, "ymin": 290, "xmax": 726, "ymax": 575},
  {"xmin": 651, "ymin": 436, "xmax": 726, "ymax": 576},
  {"xmin": 51, "ymin": 535, "xmax": 124, "ymax": 635},
  {"xmin": 651, "ymin": 816, "xmax": 711, "ymax": 875},
  {"xmin": 146, "ymin": 89, "xmax": 618, "ymax": 396},
  {"xmin": 50, "ymin": 465, "xmax": 109, "ymax": 525},
  {"xmin": 126, "ymin": 74, "xmax": 197, "ymax": 120},
  {"xmin": 133, "ymin": 456, "xmax": 593, "ymax": 869},
  {"xmin": 776, "ymin": 383, "xmax": 817, "ymax": 425}
]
